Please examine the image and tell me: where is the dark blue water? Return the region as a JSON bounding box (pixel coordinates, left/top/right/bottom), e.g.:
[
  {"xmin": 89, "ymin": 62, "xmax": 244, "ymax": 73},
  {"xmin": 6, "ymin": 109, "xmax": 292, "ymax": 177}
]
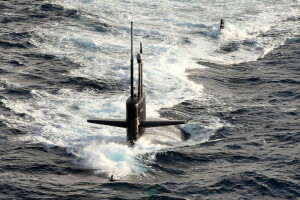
[{"xmin": 0, "ymin": 1, "xmax": 299, "ymax": 199}]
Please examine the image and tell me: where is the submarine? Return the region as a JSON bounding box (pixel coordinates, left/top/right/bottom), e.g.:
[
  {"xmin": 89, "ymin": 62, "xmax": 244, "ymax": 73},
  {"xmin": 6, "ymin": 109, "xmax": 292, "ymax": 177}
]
[{"xmin": 87, "ymin": 22, "xmax": 186, "ymax": 146}]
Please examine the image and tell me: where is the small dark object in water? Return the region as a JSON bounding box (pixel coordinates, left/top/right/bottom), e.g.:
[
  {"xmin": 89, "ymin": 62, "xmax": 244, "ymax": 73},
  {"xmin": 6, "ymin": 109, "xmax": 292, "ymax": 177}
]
[
  {"xmin": 110, "ymin": 175, "xmax": 114, "ymax": 182},
  {"xmin": 220, "ymin": 19, "xmax": 225, "ymax": 30}
]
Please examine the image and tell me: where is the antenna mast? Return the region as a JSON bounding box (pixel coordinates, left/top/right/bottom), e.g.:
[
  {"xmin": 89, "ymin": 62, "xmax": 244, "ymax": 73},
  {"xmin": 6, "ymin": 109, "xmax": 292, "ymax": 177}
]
[
  {"xmin": 137, "ymin": 42, "xmax": 143, "ymax": 98},
  {"xmin": 130, "ymin": 21, "xmax": 134, "ymax": 98}
]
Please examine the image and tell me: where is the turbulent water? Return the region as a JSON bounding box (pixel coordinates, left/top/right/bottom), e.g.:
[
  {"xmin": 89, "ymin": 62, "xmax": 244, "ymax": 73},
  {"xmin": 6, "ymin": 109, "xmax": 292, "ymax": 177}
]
[{"xmin": 0, "ymin": 0, "xmax": 299, "ymax": 199}]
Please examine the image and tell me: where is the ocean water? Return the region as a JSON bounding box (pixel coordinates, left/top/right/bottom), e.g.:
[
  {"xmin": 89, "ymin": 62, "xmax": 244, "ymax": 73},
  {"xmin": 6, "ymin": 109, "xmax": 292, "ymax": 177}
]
[{"xmin": 0, "ymin": 0, "xmax": 299, "ymax": 199}]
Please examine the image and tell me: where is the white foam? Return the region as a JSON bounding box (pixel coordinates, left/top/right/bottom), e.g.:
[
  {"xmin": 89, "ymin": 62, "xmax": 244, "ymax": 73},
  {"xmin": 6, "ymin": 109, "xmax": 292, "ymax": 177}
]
[
  {"xmin": 58, "ymin": 0, "xmax": 299, "ymax": 64},
  {"xmin": 1, "ymin": 85, "xmax": 214, "ymax": 177},
  {"xmin": 82, "ymin": 142, "xmax": 141, "ymax": 178}
]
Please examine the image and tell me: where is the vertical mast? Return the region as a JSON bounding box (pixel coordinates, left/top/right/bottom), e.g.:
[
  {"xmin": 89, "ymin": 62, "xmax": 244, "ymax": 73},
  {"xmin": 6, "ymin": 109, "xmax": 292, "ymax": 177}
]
[
  {"xmin": 137, "ymin": 43, "xmax": 143, "ymax": 99},
  {"xmin": 140, "ymin": 42, "xmax": 143, "ymax": 98},
  {"xmin": 130, "ymin": 21, "xmax": 134, "ymax": 98}
]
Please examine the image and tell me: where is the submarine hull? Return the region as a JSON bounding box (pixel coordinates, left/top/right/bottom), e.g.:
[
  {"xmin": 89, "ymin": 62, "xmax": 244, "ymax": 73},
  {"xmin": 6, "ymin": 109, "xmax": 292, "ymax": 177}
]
[{"xmin": 126, "ymin": 95, "xmax": 146, "ymax": 145}]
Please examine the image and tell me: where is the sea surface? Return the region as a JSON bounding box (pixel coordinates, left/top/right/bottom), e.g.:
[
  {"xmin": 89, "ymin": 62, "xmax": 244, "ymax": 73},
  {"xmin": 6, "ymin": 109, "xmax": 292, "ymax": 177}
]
[{"xmin": 0, "ymin": 0, "xmax": 299, "ymax": 199}]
